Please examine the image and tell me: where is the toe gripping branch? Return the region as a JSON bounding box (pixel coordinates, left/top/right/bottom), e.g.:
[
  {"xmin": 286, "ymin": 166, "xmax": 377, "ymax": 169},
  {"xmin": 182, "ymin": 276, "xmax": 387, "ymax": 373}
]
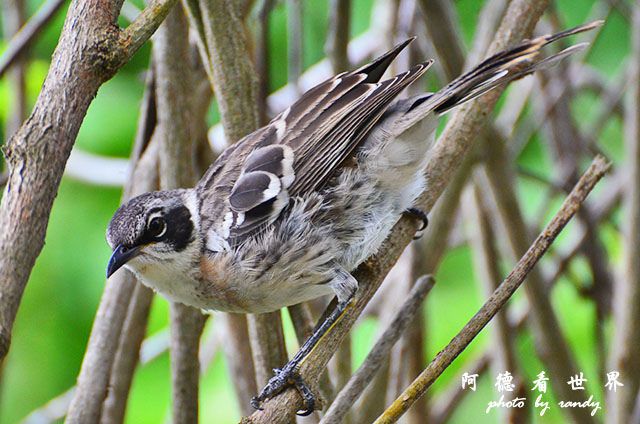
[
  {"xmin": 405, "ymin": 207, "xmax": 429, "ymax": 238},
  {"xmin": 251, "ymin": 362, "xmax": 316, "ymax": 416},
  {"xmin": 251, "ymin": 287, "xmax": 355, "ymax": 416}
]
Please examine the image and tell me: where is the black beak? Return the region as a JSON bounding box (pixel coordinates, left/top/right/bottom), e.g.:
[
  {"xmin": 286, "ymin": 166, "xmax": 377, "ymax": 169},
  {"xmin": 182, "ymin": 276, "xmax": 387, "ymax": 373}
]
[{"xmin": 107, "ymin": 245, "xmax": 141, "ymax": 278}]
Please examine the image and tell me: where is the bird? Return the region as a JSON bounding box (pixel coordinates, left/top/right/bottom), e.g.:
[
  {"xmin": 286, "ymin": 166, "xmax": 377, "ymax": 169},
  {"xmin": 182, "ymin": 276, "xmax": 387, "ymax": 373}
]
[{"xmin": 106, "ymin": 21, "xmax": 602, "ymax": 415}]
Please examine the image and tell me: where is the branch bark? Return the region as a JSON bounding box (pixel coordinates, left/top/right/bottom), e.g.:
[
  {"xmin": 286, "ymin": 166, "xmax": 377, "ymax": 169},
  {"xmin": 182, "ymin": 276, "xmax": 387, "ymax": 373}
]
[{"xmin": 0, "ymin": 0, "xmax": 177, "ymax": 364}]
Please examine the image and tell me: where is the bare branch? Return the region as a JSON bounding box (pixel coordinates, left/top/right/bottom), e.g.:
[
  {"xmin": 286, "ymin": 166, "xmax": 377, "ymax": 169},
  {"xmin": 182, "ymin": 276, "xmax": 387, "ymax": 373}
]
[
  {"xmin": 96, "ymin": 99, "xmax": 160, "ymax": 421},
  {"xmin": 65, "ymin": 111, "xmax": 161, "ymax": 424},
  {"xmin": 169, "ymin": 304, "xmax": 206, "ymax": 423},
  {"xmin": 120, "ymin": 0, "xmax": 180, "ymax": 62},
  {"xmin": 0, "ymin": 0, "xmax": 66, "ymax": 78},
  {"xmin": 484, "ymin": 126, "xmax": 599, "ymax": 422},
  {"xmin": 184, "ymin": 0, "xmax": 260, "ymax": 142},
  {"xmin": 417, "ymin": 0, "xmax": 465, "ymax": 79},
  {"xmin": 65, "ymin": 272, "xmax": 138, "ymax": 423},
  {"xmin": 2, "ymin": 0, "xmax": 27, "ymax": 140},
  {"xmin": 221, "ymin": 314, "xmax": 258, "ymax": 415},
  {"xmin": 468, "ymin": 172, "xmax": 519, "ymax": 373},
  {"xmin": 254, "ymin": 0, "xmax": 275, "ymax": 125},
  {"xmin": 286, "ymin": 0, "xmax": 303, "ymax": 91},
  {"xmin": 247, "ymin": 311, "xmax": 288, "ymax": 389},
  {"xmin": 321, "ymin": 276, "xmax": 435, "ymax": 424},
  {"xmin": 100, "ymin": 283, "xmax": 154, "ymax": 424},
  {"xmin": 325, "ymin": 0, "xmax": 351, "ymax": 73},
  {"xmin": 373, "ymin": 155, "xmax": 610, "ymax": 423}
]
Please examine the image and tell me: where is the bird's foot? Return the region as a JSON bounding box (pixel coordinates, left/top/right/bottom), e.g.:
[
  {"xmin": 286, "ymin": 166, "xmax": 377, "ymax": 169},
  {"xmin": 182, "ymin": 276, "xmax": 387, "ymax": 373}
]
[
  {"xmin": 251, "ymin": 363, "xmax": 316, "ymax": 416},
  {"xmin": 404, "ymin": 207, "xmax": 429, "ymax": 239}
]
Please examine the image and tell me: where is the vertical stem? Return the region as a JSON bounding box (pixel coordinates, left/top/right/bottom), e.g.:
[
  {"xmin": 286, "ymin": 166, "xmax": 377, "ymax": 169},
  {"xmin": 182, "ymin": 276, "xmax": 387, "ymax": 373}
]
[
  {"xmin": 609, "ymin": 3, "xmax": 640, "ymax": 422},
  {"xmin": 221, "ymin": 314, "xmax": 258, "ymax": 415},
  {"xmin": 286, "ymin": 0, "xmax": 303, "ymax": 92},
  {"xmin": 154, "ymin": 6, "xmax": 205, "ymax": 422},
  {"xmin": 325, "ymin": 0, "xmax": 351, "ymax": 73}
]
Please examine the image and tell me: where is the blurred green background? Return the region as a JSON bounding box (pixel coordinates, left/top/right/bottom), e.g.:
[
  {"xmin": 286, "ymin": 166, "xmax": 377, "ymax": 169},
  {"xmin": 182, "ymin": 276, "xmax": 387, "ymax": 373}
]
[{"xmin": 0, "ymin": 0, "xmax": 628, "ymax": 422}]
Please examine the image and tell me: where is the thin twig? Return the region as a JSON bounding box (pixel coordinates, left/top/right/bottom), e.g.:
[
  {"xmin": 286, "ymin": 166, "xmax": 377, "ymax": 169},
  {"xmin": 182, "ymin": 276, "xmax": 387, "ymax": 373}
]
[
  {"xmin": 484, "ymin": 124, "xmax": 599, "ymax": 424},
  {"xmin": 373, "ymin": 155, "xmax": 610, "ymax": 423},
  {"xmin": 119, "ymin": 0, "xmax": 179, "ymax": 62},
  {"xmin": 321, "ymin": 276, "xmax": 435, "ymax": 424},
  {"xmin": 288, "ymin": 302, "xmax": 335, "ymax": 408},
  {"xmin": 65, "ymin": 272, "xmax": 138, "ymax": 422},
  {"xmin": 430, "ymin": 353, "xmax": 491, "ymax": 424},
  {"xmin": 221, "ymin": 314, "xmax": 259, "ymax": 416},
  {"xmin": 247, "ymin": 311, "xmax": 288, "ymax": 389},
  {"xmin": 329, "ymin": 335, "xmax": 352, "ymax": 401},
  {"xmin": 0, "ymin": 0, "xmax": 66, "ymax": 78},
  {"xmin": 169, "ymin": 304, "xmax": 206, "ymax": 423},
  {"xmin": 100, "ymin": 110, "xmax": 160, "ymax": 424},
  {"xmin": 485, "ymin": 40, "xmax": 617, "ymax": 414},
  {"xmin": 184, "ymin": 0, "xmax": 260, "ymax": 141},
  {"xmin": 2, "ymin": 0, "xmax": 27, "ymax": 141},
  {"xmin": 469, "ymin": 171, "xmax": 519, "ymax": 373},
  {"xmin": 254, "ymin": 0, "xmax": 275, "ymax": 125},
  {"xmin": 65, "ymin": 124, "xmax": 160, "ymax": 424}
]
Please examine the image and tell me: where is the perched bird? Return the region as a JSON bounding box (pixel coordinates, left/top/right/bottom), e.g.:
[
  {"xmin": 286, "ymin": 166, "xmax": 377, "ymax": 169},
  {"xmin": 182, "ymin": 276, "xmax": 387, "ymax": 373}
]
[{"xmin": 106, "ymin": 21, "xmax": 601, "ymax": 415}]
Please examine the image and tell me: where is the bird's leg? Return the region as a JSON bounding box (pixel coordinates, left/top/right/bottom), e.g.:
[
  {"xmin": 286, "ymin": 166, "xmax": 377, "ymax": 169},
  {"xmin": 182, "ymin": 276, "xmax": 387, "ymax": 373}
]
[
  {"xmin": 404, "ymin": 207, "xmax": 429, "ymax": 239},
  {"xmin": 251, "ymin": 267, "xmax": 357, "ymax": 416}
]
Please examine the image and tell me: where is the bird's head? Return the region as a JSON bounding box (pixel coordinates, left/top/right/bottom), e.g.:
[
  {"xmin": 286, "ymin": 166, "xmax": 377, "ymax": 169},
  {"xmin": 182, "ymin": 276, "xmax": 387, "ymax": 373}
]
[{"xmin": 106, "ymin": 190, "xmax": 198, "ymax": 278}]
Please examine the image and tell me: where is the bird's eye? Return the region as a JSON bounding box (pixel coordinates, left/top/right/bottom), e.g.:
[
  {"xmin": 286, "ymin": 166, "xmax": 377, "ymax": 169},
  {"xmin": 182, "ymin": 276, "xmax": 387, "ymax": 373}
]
[{"xmin": 148, "ymin": 217, "xmax": 166, "ymax": 238}]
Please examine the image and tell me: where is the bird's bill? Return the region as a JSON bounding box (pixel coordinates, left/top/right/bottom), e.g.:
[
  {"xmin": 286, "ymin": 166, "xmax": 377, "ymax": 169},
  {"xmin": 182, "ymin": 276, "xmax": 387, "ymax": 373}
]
[{"xmin": 106, "ymin": 245, "xmax": 141, "ymax": 278}]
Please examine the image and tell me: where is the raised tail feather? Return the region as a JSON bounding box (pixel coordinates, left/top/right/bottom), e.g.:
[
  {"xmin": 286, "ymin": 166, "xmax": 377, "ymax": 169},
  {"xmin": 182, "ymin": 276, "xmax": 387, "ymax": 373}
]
[{"xmin": 423, "ymin": 20, "xmax": 603, "ymax": 115}]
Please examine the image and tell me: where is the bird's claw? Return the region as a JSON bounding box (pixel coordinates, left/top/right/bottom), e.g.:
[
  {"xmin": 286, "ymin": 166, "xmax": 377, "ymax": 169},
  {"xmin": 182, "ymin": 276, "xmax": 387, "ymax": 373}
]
[
  {"xmin": 405, "ymin": 207, "xmax": 429, "ymax": 239},
  {"xmin": 251, "ymin": 364, "xmax": 316, "ymax": 416}
]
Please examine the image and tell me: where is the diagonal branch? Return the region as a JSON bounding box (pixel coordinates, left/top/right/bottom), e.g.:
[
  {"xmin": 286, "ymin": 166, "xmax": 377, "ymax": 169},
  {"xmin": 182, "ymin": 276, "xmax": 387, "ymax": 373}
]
[
  {"xmin": 373, "ymin": 155, "xmax": 610, "ymax": 423},
  {"xmin": 320, "ymin": 276, "xmax": 435, "ymax": 424},
  {"xmin": 0, "ymin": 0, "xmax": 66, "ymax": 78}
]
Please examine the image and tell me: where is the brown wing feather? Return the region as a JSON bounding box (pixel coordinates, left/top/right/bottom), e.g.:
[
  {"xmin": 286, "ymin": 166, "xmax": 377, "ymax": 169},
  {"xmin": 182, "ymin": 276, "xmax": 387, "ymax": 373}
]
[
  {"xmin": 289, "ymin": 62, "xmax": 432, "ymax": 196},
  {"xmin": 197, "ymin": 39, "xmax": 426, "ymax": 243}
]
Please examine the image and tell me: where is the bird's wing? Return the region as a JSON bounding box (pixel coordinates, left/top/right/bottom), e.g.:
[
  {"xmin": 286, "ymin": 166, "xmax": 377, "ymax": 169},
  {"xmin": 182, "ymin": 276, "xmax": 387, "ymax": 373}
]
[{"xmin": 197, "ymin": 39, "xmax": 431, "ymax": 244}]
